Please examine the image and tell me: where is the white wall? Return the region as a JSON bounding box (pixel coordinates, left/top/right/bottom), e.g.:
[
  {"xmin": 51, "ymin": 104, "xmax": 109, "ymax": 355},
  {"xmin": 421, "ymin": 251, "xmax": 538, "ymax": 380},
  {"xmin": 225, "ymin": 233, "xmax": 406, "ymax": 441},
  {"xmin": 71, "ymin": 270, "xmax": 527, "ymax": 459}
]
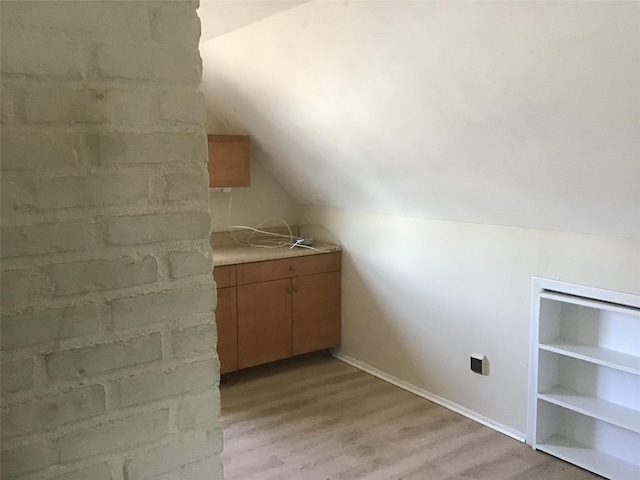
[
  {"xmin": 209, "ymin": 158, "xmax": 298, "ymax": 232},
  {"xmin": 300, "ymin": 205, "xmax": 640, "ymax": 436},
  {"xmin": 205, "ymin": 94, "xmax": 299, "ymax": 232},
  {"xmin": 200, "ymin": 1, "xmax": 640, "ymax": 239}
]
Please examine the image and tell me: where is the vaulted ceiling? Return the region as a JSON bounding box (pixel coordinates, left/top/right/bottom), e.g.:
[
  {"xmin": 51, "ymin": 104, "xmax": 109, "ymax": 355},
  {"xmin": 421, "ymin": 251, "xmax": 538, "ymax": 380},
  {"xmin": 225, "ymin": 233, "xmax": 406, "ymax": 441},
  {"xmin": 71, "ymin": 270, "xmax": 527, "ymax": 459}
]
[
  {"xmin": 198, "ymin": 1, "xmax": 640, "ymax": 239},
  {"xmin": 199, "ymin": 0, "xmax": 306, "ymax": 42}
]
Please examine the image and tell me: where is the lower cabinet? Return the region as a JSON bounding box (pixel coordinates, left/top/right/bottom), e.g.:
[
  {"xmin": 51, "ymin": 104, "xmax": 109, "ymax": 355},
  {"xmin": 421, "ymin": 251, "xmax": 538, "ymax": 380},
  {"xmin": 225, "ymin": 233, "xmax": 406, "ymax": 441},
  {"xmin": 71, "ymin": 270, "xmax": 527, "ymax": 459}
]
[
  {"xmin": 213, "ymin": 251, "xmax": 341, "ymax": 373},
  {"xmin": 237, "ymin": 278, "xmax": 293, "ymax": 369}
]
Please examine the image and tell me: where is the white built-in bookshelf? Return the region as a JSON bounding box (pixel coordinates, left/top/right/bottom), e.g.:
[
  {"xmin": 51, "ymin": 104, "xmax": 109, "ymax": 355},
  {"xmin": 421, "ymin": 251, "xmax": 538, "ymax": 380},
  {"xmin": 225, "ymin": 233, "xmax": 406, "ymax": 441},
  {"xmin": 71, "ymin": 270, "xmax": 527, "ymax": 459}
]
[{"xmin": 528, "ymin": 278, "xmax": 640, "ymax": 480}]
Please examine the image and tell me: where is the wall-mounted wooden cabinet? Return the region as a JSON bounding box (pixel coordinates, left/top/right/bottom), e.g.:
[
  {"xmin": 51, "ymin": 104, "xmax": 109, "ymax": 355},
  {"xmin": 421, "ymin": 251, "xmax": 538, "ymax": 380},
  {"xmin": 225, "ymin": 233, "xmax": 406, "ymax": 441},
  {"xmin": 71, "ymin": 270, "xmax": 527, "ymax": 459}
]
[
  {"xmin": 207, "ymin": 134, "xmax": 250, "ymax": 188},
  {"xmin": 212, "ymin": 252, "xmax": 341, "ymax": 374}
]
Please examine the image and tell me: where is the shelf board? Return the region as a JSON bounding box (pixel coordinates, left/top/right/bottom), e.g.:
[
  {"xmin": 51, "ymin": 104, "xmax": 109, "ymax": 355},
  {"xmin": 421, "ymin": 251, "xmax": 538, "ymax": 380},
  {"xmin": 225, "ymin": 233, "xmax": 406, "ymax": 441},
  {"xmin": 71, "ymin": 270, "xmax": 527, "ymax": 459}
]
[
  {"xmin": 540, "ymin": 341, "xmax": 640, "ymax": 375},
  {"xmin": 536, "ymin": 435, "xmax": 640, "ymax": 480},
  {"xmin": 540, "ymin": 291, "xmax": 640, "ymax": 316},
  {"xmin": 532, "ymin": 281, "xmax": 640, "ymax": 479},
  {"xmin": 538, "ymin": 387, "xmax": 640, "ymax": 433}
]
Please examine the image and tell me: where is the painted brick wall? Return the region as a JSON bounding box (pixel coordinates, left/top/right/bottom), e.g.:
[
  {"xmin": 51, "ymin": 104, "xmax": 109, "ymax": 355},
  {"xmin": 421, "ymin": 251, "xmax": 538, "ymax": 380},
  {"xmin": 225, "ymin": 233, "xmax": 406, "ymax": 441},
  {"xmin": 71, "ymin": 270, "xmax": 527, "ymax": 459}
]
[{"xmin": 0, "ymin": 1, "xmax": 223, "ymax": 479}]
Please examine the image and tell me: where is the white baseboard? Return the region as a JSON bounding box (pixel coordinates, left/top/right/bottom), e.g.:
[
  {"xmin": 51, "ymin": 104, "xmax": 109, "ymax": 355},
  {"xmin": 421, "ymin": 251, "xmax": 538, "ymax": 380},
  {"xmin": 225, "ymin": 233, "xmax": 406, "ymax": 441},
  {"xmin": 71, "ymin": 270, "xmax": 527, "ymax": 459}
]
[{"xmin": 331, "ymin": 351, "xmax": 526, "ymax": 443}]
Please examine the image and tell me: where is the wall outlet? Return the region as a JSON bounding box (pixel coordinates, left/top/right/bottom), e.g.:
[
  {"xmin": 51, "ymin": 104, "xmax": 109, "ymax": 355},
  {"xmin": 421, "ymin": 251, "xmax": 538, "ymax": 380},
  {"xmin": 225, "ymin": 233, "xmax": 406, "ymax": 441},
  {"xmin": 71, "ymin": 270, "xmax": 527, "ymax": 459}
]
[{"xmin": 470, "ymin": 353, "xmax": 489, "ymax": 375}]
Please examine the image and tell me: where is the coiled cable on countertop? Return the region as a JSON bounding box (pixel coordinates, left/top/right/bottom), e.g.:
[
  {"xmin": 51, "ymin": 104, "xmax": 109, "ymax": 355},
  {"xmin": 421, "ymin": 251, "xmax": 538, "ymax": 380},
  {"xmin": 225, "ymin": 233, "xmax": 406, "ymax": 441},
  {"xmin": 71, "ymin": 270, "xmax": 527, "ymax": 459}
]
[{"xmin": 227, "ymin": 218, "xmax": 340, "ymax": 253}]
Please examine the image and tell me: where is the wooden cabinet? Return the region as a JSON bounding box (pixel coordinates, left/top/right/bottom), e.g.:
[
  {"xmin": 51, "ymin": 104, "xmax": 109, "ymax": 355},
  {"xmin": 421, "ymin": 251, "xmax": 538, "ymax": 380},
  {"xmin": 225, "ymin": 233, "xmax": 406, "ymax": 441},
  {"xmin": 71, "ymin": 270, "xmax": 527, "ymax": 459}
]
[
  {"xmin": 213, "ymin": 265, "xmax": 237, "ymax": 374},
  {"xmin": 237, "ymin": 279, "xmax": 292, "ymax": 369},
  {"xmin": 213, "ymin": 252, "xmax": 341, "ymax": 373},
  {"xmin": 216, "ymin": 286, "xmax": 237, "ymax": 374},
  {"xmin": 528, "ymin": 278, "xmax": 640, "ymax": 480},
  {"xmin": 207, "ymin": 134, "xmax": 250, "ymax": 188}
]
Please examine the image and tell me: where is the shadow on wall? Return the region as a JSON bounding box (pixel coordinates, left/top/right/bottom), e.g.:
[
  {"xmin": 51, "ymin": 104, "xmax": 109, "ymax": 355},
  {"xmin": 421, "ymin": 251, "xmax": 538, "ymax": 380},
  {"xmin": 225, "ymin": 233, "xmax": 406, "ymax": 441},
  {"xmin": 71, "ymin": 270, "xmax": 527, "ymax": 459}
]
[
  {"xmin": 200, "ymin": 61, "xmax": 405, "ymax": 212},
  {"xmin": 337, "ymin": 249, "xmax": 440, "ymax": 387}
]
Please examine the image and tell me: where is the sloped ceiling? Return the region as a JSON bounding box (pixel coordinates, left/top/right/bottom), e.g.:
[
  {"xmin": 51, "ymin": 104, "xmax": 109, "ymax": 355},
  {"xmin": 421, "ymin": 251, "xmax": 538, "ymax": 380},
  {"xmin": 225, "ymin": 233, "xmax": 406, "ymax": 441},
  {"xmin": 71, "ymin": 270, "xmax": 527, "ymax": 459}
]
[
  {"xmin": 199, "ymin": 1, "xmax": 640, "ymax": 238},
  {"xmin": 199, "ymin": 0, "xmax": 306, "ymax": 42}
]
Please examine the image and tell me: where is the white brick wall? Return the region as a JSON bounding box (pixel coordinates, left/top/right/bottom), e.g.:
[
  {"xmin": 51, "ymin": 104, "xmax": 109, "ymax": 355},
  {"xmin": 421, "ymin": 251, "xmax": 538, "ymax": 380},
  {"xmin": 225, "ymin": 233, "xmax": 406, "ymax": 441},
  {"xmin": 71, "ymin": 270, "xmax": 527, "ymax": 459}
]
[{"xmin": 0, "ymin": 1, "xmax": 223, "ymax": 479}]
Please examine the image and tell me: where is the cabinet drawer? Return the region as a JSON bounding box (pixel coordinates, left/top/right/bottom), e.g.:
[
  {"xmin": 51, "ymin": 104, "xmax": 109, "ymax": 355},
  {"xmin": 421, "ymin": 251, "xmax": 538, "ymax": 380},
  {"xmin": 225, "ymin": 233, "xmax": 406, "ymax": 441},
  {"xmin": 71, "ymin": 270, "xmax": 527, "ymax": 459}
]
[
  {"xmin": 237, "ymin": 252, "xmax": 341, "ymax": 285},
  {"xmin": 214, "ymin": 264, "xmax": 236, "ymax": 288}
]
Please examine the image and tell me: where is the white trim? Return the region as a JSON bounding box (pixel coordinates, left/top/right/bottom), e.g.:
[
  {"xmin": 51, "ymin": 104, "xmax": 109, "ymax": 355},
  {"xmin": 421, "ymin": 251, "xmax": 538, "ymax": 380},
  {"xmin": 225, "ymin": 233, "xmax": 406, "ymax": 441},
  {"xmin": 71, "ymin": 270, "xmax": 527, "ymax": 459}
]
[
  {"xmin": 527, "ymin": 277, "xmax": 542, "ymax": 445},
  {"xmin": 532, "ymin": 276, "xmax": 640, "ymax": 309},
  {"xmin": 332, "ymin": 351, "xmax": 526, "ymax": 443}
]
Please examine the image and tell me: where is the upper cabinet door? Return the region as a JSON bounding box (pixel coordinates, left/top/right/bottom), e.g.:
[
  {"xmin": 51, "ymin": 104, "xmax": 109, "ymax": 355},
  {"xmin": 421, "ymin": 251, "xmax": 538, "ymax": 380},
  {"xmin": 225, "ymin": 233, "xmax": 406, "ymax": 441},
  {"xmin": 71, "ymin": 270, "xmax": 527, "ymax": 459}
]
[{"xmin": 207, "ymin": 134, "xmax": 250, "ymax": 188}]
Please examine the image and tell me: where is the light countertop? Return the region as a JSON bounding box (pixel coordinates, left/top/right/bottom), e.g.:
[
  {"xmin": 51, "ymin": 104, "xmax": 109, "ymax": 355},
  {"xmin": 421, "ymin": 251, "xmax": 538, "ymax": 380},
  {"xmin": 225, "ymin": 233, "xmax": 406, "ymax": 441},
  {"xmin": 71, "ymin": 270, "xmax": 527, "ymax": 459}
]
[{"xmin": 210, "ymin": 232, "xmax": 340, "ymax": 266}]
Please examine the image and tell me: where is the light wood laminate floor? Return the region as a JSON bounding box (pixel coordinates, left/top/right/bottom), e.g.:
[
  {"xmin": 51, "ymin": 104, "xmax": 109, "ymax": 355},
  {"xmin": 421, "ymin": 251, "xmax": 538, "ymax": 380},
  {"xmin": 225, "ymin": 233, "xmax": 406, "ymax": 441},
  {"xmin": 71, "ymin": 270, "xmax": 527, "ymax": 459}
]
[{"xmin": 220, "ymin": 353, "xmax": 601, "ymax": 480}]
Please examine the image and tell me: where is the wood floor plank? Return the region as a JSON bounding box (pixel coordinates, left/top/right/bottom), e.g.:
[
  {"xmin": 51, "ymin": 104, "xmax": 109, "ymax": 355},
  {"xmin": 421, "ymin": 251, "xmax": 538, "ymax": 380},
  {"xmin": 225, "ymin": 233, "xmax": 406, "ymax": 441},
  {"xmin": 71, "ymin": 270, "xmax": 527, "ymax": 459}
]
[{"xmin": 220, "ymin": 354, "xmax": 602, "ymax": 480}]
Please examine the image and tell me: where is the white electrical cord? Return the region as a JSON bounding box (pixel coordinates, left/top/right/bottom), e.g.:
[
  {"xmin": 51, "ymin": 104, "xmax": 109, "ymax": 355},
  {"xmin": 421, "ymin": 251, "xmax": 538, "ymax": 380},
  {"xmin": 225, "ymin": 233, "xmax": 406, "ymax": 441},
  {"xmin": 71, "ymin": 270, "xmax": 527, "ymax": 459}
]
[
  {"xmin": 228, "ymin": 217, "xmax": 294, "ymax": 249},
  {"xmin": 227, "ymin": 218, "xmax": 340, "ymax": 252}
]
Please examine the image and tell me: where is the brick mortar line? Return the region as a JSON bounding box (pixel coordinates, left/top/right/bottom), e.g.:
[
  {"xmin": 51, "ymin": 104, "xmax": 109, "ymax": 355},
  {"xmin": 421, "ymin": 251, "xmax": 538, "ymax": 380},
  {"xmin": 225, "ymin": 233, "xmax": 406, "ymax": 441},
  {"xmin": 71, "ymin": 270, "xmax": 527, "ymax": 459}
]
[
  {"xmin": 1, "ymin": 250, "xmax": 212, "ymax": 274},
  {"xmin": 0, "ymin": 274, "xmax": 214, "ymax": 310},
  {"xmin": 0, "ymin": 204, "xmax": 211, "ymax": 227},
  {"xmin": 1, "ymin": 351, "xmax": 218, "ymax": 408},
  {"xmin": 6, "ymin": 163, "xmax": 208, "ymax": 178},
  {"xmin": 0, "ymin": 316, "xmax": 217, "ymax": 363}
]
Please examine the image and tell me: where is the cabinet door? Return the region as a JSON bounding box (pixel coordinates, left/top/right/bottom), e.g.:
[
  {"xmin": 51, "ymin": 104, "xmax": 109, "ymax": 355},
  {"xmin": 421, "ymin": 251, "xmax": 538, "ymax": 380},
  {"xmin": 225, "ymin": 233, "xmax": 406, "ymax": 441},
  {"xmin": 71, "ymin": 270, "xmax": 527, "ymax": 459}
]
[
  {"xmin": 216, "ymin": 286, "xmax": 237, "ymax": 374},
  {"xmin": 207, "ymin": 134, "xmax": 250, "ymax": 188},
  {"xmin": 237, "ymin": 279, "xmax": 292, "ymax": 369},
  {"xmin": 292, "ymin": 271, "xmax": 341, "ymax": 355}
]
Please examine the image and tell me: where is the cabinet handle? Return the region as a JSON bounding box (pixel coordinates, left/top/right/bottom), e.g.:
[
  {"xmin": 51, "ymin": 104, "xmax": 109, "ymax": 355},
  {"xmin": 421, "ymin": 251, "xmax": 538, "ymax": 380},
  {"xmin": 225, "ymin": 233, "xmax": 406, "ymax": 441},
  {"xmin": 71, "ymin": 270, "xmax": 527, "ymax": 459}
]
[
  {"xmin": 287, "ymin": 287, "xmax": 293, "ymax": 293},
  {"xmin": 292, "ymin": 286, "xmax": 299, "ymax": 292},
  {"xmin": 289, "ymin": 265, "xmax": 296, "ymax": 271}
]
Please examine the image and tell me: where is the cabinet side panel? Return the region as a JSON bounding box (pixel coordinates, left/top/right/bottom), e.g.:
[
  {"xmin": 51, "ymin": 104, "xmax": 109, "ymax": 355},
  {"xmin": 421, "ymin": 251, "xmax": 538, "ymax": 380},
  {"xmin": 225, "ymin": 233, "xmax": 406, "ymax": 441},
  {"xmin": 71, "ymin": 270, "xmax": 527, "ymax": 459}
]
[
  {"xmin": 214, "ymin": 264, "xmax": 236, "ymax": 288},
  {"xmin": 216, "ymin": 287, "xmax": 238, "ymax": 374}
]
